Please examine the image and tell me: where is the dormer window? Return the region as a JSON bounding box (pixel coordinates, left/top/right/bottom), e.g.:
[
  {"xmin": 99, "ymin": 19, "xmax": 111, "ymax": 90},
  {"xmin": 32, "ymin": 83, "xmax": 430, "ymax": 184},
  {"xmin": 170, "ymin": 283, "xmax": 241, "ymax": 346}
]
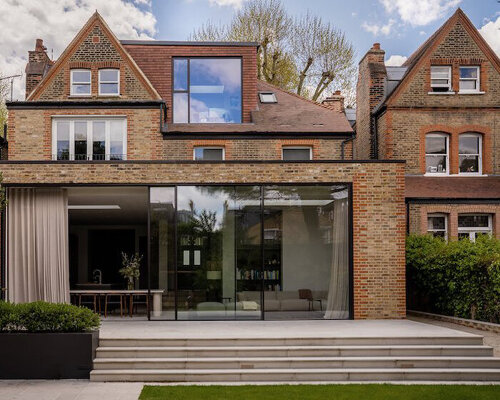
[
  {"xmin": 259, "ymin": 92, "xmax": 277, "ymax": 103},
  {"xmin": 173, "ymin": 57, "xmax": 242, "ymax": 123},
  {"xmin": 430, "ymin": 66, "xmax": 452, "ymax": 92},
  {"xmin": 70, "ymin": 69, "xmax": 91, "ymax": 96},
  {"xmin": 99, "ymin": 69, "xmax": 120, "ymax": 96}
]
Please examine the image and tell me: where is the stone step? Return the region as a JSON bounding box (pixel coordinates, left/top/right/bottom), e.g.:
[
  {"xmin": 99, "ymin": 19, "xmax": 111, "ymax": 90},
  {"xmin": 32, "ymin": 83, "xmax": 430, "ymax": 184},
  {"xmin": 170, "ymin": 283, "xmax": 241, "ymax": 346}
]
[
  {"xmin": 90, "ymin": 367, "xmax": 500, "ymax": 382},
  {"xmin": 95, "ymin": 344, "xmax": 494, "ymax": 358},
  {"xmin": 98, "ymin": 336, "xmax": 484, "ymax": 347},
  {"xmin": 93, "ymin": 356, "xmax": 500, "ymax": 370}
]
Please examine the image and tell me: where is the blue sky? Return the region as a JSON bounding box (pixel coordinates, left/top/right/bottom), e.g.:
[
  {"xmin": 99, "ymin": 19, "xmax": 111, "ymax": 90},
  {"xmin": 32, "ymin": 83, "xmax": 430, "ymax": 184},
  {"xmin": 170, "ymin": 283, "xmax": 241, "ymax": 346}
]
[
  {"xmin": 2, "ymin": 0, "xmax": 499, "ymax": 99},
  {"xmin": 150, "ymin": 0, "xmax": 500, "ymax": 64}
]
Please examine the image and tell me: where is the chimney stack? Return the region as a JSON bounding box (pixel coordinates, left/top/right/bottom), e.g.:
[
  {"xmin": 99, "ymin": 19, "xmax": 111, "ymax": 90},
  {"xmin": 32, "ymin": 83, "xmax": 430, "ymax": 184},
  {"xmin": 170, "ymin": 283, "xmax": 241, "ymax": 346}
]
[
  {"xmin": 322, "ymin": 90, "xmax": 345, "ymax": 113},
  {"xmin": 25, "ymin": 39, "xmax": 52, "ymax": 99}
]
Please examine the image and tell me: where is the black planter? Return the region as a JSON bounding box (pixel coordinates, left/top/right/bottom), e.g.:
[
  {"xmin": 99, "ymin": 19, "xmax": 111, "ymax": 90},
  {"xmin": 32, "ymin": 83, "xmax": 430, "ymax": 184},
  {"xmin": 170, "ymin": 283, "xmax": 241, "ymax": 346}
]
[{"xmin": 0, "ymin": 330, "xmax": 99, "ymax": 379}]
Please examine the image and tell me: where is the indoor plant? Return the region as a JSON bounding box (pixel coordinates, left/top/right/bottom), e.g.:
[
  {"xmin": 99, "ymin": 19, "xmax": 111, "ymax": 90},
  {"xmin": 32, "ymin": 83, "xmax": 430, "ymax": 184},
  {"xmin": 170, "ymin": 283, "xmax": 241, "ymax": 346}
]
[{"xmin": 119, "ymin": 252, "xmax": 142, "ymax": 290}]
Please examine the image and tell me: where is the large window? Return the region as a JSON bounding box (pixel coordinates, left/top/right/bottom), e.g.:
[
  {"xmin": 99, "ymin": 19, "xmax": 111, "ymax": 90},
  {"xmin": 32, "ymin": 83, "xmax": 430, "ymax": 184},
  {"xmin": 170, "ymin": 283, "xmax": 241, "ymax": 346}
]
[
  {"xmin": 430, "ymin": 66, "xmax": 452, "ymax": 92},
  {"xmin": 70, "ymin": 69, "xmax": 91, "ymax": 96},
  {"xmin": 425, "ymin": 133, "xmax": 449, "ymax": 174},
  {"xmin": 282, "ymin": 147, "xmax": 312, "ymax": 161},
  {"xmin": 459, "ymin": 133, "xmax": 482, "ymax": 174},
  {"xmin": 459, "ymin": 66, "xmax": 480, "ymax": 93},
  {"xmin": 52, "ymin": 118, "xmax": 126, "ymax": 160},
  {"xmin": 458, "ymin": 214, "xmax": 492, "ymax": 241},
  {"xmin": 427, "ymin": 214, "xmax": 447, "ymax": 239},
  {"xmin": 173, "ymin": 58, "xmax": 242, "ymax": 123},
  {"xmin": 99, "ymin": 69, "xmax": 120, "ymax": 96}
]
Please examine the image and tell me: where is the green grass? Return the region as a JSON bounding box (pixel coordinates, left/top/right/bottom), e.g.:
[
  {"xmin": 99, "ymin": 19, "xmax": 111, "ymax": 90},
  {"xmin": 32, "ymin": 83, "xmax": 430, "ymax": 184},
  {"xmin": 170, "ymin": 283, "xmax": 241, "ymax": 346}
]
[{"xmin": 140, "ymin": 384, "xmax": 500, "ymax": 400}]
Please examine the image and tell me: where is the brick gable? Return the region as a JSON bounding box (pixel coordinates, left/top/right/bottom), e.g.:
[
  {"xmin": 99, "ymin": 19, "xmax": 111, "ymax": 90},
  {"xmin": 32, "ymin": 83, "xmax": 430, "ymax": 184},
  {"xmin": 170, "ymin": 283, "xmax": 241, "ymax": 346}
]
[{"xmin": 28, "ymin": 12, "xmax": 160, "ymax": 101}]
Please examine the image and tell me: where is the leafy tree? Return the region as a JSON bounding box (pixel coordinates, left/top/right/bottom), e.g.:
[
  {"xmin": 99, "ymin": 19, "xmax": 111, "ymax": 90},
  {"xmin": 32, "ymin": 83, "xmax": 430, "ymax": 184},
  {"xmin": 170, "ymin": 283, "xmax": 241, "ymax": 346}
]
[{"xmin": 191, "ymin": 0, "xmax": 355, "ymax": 105}]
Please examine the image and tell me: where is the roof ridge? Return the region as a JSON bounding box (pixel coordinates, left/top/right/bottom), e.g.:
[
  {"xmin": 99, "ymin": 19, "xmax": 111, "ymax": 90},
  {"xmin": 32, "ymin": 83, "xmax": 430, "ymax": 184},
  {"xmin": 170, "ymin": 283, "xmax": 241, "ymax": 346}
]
[{"xmin": 258, "ymin": 80, "xmax": 343, "ymax": 112}]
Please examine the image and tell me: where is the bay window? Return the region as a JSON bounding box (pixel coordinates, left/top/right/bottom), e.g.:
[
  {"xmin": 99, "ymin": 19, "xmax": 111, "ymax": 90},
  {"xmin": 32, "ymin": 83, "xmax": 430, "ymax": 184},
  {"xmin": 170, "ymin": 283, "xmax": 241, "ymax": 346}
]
[
  {"xmin": 173, "ymin": 57, "xmax": 242, "ymax": 123},
  {"xmin": 458, "ymin": 214, "xmax": 492, "ymax": 241},
  {"xmin": 425, "ymin": 133, "xmax": 449, "ymax": 174},
  {"xmin": 459, "ymin": 133, "xmax": 482, "ymax": 174},
  {"xmin": 52, "ymin": 118, "xmax": 126, "ymax": 160}
]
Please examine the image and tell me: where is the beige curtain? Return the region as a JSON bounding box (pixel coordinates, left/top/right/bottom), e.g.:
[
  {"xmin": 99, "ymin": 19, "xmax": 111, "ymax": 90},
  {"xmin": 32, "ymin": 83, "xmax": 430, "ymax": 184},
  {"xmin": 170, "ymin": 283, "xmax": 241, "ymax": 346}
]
[
  {"xmin": 7, "ymin": 188, "xmax": 70, "ymax": 303},
  {"xmin": 324, "ymin": 198, "xmax": 349, "ymax": 319}
]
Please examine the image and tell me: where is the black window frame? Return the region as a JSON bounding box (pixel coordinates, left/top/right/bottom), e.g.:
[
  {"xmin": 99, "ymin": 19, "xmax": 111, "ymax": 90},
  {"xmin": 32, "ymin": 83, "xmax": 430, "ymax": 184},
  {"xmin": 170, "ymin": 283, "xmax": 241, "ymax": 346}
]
[{"xmin": 172, "ymin": 56, "xmax": 243, "ymax": 124}]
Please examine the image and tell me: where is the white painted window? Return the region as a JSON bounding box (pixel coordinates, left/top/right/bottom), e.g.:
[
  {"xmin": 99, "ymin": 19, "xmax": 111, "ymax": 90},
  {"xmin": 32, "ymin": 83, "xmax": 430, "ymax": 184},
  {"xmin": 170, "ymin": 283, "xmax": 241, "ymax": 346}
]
[
  {"xmin": 459, "ymin": 66, "xmax": 480, "ymax": 93},
  {"xmin": 52, "ymin": 118, "xmax": 127, "ymax": 161},
  {"xmin": 459, "ymin": 133, "xmax": 482, "ymax": 175},
  {"xmin": 430, "ymin": 66, "xmax": 452, "ymax": 92},
  {"xmin": 70, "ymin": 69, "xmax": 91, "ymax": 96},
  {"xmin": 458, "ymin": 214, "xmax": 492, "ymax": 242},
  {"xmin": 193, "ymin": 147, "xmax": 225, "ymax": 161},
  {"xmin": 425, "ymin": 133, "xmax": 449, "ymax": 174},
  {"xmin": 282, "ymin": 147, "xmax": 312, "ymax": 161},
  {"xmin": 99, "ymin": 69, "xmax": 120, "ymax": 96},
  {"xmin": 427, "ymin": 214, "xmax": 447, "ymax": 240}
]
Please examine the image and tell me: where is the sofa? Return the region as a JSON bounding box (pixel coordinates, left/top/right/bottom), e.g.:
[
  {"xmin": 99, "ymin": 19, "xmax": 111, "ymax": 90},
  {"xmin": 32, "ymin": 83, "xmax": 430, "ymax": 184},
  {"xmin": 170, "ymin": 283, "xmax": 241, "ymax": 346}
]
[{"xmin": 237, "ymin": 290, "xmax": 328, "ymax": 311}]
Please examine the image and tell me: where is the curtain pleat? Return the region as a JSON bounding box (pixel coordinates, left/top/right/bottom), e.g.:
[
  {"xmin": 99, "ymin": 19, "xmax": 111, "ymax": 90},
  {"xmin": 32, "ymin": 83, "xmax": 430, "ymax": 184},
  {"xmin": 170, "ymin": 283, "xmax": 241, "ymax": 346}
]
[
  {"xmin": 324, "ymin": 198, "xmax": 349, "ymax": 319},
  {"xmin": 7, "ymin": 188, "xmax": 70, "ymax": 303}
]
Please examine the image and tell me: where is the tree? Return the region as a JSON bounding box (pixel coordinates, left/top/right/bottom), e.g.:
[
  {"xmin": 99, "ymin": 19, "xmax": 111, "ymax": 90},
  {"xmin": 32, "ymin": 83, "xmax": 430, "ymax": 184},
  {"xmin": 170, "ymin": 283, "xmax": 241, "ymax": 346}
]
[{"xmin": 191, "ymin": 0, "xmax": 355, "ymax": 105}]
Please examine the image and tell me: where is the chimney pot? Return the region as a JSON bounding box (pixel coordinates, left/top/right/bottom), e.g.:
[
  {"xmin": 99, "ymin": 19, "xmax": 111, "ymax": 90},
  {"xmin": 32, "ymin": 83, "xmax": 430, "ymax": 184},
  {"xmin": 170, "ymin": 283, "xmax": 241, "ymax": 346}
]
[
  {"xmin": 334, "ymin": 90, "xmax": 341, "ymax": 96},
  {"xmin": 372, "ymin": 43, "xmax": 381, "ymax": 50},
  {"xmin": 35, "ymin": 38, "xmax": 46, "ymax": 51}
]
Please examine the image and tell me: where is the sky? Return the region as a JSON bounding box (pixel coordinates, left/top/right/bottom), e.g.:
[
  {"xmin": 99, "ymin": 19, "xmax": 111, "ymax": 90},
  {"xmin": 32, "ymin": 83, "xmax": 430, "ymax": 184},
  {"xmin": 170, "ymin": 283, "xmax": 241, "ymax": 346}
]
[{"xmin": 1, "ymin": 0, "xmax": 499, "ymax": 100}]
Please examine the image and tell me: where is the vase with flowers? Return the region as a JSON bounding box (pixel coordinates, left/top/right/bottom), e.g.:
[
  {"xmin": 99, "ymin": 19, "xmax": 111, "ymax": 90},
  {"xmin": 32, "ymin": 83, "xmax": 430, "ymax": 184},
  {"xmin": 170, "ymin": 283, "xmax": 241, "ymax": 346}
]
[{"xmin": 119, "ymin": 252, "xmax": 142, "ymax": 290}]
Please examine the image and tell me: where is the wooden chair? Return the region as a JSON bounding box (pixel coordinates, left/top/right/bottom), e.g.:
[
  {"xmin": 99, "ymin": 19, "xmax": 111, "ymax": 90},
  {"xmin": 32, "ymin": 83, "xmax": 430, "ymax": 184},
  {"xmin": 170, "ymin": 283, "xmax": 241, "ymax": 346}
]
[{"xmin": 104, "ymin": 293, "xmax": 124, "ymax": 318}]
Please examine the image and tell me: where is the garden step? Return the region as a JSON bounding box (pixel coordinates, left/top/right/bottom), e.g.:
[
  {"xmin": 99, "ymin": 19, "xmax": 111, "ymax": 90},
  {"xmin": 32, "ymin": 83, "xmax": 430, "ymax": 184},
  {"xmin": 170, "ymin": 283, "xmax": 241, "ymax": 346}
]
[
  {"xmin": 98, "ymin": 336, "xmax": 484, "ymax": 347},
  {"xmin": 92, "ymin": 356, "xmax": 500, "ymax": 370},
  {"xmin": 95, "ymin": 344, "xmax": 494, "ymax": 358},
  {"xmin": 89, "ymin": 367, "xmax": 500, "ymax": 382}
]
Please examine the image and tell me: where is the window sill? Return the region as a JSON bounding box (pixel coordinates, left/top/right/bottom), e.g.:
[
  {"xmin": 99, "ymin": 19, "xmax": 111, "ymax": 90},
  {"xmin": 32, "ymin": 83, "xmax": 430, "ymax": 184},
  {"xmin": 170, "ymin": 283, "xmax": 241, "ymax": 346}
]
[
  {"xmin": 424, "ymin": 173, "xmax": 488, "ymax": 177},
  {"xmin": 98, "ymin": 94, "xmax": 121, "ymax": 97},
  {"xmin": 427, "ymin": 91, "xmax": 456, "ymax": 95},
  {"xmin": 458, "ymin": 91, "xmax": 485, "ymax": 95},
  {"xmin": 69, "ymin": 95, "xmax": 92, "ymax": 98},
  {"xmin": 424, "ymin": 173, "xmax": 449, "ymax": 177}
]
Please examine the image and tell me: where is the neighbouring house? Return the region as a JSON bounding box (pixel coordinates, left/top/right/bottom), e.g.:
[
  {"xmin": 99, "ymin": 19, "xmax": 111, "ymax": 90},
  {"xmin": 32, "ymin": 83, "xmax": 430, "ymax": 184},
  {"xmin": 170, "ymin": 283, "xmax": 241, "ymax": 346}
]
[
  {"xmin": 355, "ymin": 8, "xmax": 500, "ymax": 242},
  {"xmin": 0, "ymin": 12, "xmax": 405, "ymax": 321}
]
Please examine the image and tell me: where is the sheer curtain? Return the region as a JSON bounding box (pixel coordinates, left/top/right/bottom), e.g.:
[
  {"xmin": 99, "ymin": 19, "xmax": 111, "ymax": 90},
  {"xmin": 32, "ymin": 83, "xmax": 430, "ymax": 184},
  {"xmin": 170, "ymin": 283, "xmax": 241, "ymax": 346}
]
[
  {"xmin": 7, "ymin": 188, "xmax": 70, "ymax": 303},
  {"xmin": 324, "ymin": 197, "xmax": 349, "ymax": 319}
]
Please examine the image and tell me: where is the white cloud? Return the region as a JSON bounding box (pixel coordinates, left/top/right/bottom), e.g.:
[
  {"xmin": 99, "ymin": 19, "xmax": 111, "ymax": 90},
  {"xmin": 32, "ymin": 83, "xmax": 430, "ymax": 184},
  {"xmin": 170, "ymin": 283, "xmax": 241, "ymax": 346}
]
[
  {"xmin": 0, "ymin": 0, "xmax": 157, "ymax": 100},
  {"xmin": 479, "ymin": 15, "xmax": 500, "ymax": 56},
  {"xmin": 362, "ymin": 19, "xmax": 396, "ymax": 36},
  {"xmin": 385, "ymin": 55, "xmax": 408, "ymax": 66},
  {"xmin": 208, "ymin": 0, "xmax": 247, "ymax": 8},
  {"xmin": 379, "ymin": 0, "xmax": 461, "ymax": 26}
]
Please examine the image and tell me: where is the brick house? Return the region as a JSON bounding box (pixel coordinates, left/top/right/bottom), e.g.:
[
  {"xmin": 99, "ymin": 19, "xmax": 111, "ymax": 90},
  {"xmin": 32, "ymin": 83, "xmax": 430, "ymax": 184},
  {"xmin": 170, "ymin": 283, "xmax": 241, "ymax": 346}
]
[
  {"xmin": 0, "ymin": 12, "xmax": 405, "ymax": 321},
  {"xmin": 355, "ymin": 8, "xmax": 500, "ymax": 243}
]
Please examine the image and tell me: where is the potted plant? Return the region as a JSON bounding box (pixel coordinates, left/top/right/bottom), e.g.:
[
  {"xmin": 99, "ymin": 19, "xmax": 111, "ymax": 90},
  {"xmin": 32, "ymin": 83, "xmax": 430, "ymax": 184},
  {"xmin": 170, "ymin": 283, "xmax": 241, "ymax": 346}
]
[
  {"xmin": 119, "ymin": 252, "xmax": 142, "ymax": 290},
  {"xmin": 0, "ymin": 301, "xmax": 100, "ymax": 379}
]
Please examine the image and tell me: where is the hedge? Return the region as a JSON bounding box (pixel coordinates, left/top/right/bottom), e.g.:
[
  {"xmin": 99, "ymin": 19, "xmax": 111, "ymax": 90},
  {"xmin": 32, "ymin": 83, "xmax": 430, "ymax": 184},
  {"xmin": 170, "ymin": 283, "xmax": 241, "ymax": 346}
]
[
  {"xmin": 407, "ymin": 234, "xmax": 500, "ymax": 323},
  {"xmin": 0, "ymin": 301, "xmax": 100, "ymax": 332}
]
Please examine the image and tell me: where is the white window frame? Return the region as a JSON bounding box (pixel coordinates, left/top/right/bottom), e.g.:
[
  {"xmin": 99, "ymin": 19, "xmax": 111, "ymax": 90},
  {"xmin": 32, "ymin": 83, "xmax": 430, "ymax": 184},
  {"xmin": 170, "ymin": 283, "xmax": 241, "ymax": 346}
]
[
  {"xmin": 51, "ymin": 117, "xmax": 127, "ymax": 161},
  {"xmin": 259, "ymin": 92, "xmax": 277, "ymax": 103},
  {"xmin": 458, "ymin": 214, "xmax": 492, "ymax": 242},
  {"xmin": 70, "ymin": 69, "xmax": 91, "ymax": 96},
  {"xmin": 425, "ymin": 133, "xmax": 449, "ymax": 175},
  {"xmin": 458, "ymin": 133, "xmax": 482, "ymax": 175},
  {"xmin": 459, "ymin": 66, "xmax": 480, "ymax": 94},
  {"xmin": 427, "ymin": 213, "xmax": 448, "ymax": 240},
  {"xmin": 430, "ymin": 66, "xmax": 452, "ymax": 92},
  {"xmin": 193, "ymin": 146, "xmax": 225, "ymax": 161},
  {"xmin": 98, "ymin": 69, "xmax": 120, "ymax": 96},
  {"xmin": 281, "ymin": 146, "xmax": 313, "ymax": 161}
]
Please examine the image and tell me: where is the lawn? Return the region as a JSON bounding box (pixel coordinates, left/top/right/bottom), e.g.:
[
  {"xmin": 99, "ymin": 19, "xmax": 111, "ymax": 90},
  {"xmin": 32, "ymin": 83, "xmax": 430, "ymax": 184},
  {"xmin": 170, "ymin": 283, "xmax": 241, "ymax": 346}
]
[{"xmin": 139, "ymin": 384, "xmax": 500, "ymax": 400}]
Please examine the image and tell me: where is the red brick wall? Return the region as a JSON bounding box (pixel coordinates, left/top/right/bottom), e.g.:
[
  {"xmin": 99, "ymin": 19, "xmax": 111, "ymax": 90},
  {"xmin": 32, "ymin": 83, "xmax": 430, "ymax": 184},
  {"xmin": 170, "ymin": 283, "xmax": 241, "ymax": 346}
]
[{"xmin": 124, "ymin": 44, "xmax": 258, "ymax": 124}]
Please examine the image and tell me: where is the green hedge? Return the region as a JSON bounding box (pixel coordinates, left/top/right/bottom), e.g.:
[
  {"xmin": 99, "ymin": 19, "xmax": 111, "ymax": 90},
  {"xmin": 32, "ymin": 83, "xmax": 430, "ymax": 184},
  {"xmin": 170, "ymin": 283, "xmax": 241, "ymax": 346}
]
[
  {"xmin": 0, "ymin": 301, "xmax": 100, "ymax": 332},
  {"xmin": 407, "ymin": 234, "xmax": 500, "ymax": 323}
]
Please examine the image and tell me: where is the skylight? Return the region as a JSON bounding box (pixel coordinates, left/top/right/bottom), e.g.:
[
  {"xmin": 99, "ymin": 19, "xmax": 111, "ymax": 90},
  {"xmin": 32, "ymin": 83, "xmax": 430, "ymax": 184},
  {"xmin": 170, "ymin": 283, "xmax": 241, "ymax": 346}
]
[{"xmin": 259, "ymin": 92, "xmax": 277, "ymax": 103}]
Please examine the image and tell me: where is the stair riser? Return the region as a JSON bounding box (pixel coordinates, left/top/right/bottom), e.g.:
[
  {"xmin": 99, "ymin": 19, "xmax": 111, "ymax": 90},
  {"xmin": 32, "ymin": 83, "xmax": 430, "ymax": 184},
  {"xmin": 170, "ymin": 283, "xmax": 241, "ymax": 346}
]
[
  {"xmin": 90, "ymin": 371, "xmax": 500, "ymax": 382},
  {"xmin": 99, "ymin": 337, "xmax": 484, "ymax": 347},
  {"xmin": 93, "ymin": 359, "xmax": 500, "ymax": 370},
  {"xmin": 96, "ymin": 348, "xmax": 494, "ymax": 358}
]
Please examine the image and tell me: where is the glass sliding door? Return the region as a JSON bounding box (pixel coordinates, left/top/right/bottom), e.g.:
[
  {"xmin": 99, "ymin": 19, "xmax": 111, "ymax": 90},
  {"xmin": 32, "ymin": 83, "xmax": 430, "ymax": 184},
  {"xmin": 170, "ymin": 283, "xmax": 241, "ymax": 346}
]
[
  {"xmin": 149, "ymin": 187, "xmax": 176, "ymax": 320},
  {"xmin": 263, "ymin": 185, "xmax": 350, "ymax": 320}
]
